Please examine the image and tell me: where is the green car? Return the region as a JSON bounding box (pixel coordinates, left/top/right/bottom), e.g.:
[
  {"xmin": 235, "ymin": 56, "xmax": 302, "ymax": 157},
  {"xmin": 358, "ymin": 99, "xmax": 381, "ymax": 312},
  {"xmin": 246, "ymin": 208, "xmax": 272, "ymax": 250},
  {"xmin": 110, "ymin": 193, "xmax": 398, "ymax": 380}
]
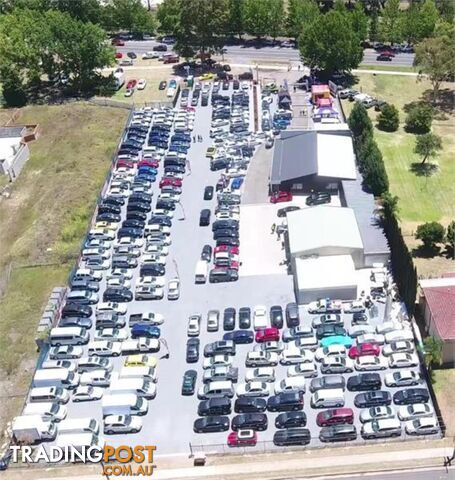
[
  {"xmin": 320, "ymin": 335, "xmax": 353, "ymax": 348},
  {"xmin": 182, "ymin": 370, "xmax": 197, "ymax": 396}
]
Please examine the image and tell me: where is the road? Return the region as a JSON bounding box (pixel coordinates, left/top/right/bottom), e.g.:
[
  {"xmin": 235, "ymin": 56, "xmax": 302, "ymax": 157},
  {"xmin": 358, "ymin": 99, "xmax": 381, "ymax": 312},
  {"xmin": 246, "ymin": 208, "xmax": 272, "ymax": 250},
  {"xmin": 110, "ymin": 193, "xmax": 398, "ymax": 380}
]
[
  {"xmin": 117, "ymin": 41, "xmax": 415, "ymax": 67},
  {"xmin": 306, "ymin": 466, "xmax": 454, "ymax": 480}
]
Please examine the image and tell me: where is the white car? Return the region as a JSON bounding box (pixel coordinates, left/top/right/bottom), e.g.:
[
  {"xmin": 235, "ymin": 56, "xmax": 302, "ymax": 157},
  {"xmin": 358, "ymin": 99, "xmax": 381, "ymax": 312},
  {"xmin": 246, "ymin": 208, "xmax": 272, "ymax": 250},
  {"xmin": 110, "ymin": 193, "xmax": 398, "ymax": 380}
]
[
  {"xmin": 73, "ymin": 386, "xmax": 103, "ymax": 402},
  {"xmin": 253, "ymin": 306, "xmax": 268, "ymax": 330},
  {"xmin": 114, "ymin": 237, "xmax": 144, "ymax": 248},
  {"xmin": 107, "ymin": 187, "xmax": 130, "ymax": 197},
  {"xmin": 84, "ymin": 258, "xmax": 110, "ymax": 270},
  {"xmin": 167, "ymin": 278, "xmax": 180, "ymax": 300},
  {"xmin": 315, "ymin": 345, "xmax": 346, "ymax": 361},
  {"xmin": 356, "ymin": 333, "xmax": 385, "ymax": 346},
  {"xmin": 97, "ymin": 302, "xmax": 127, "ymax": 315},
  {"xmin": 80, "ymin": 370, "xmax": 111, "ymax": 387},
  {"xmin": 280, "ymin": 348, "xmax": 314, "ymax": 365},
  {"xmin": 135, "ymin": 285, "xmax": 164, "ymax": 300},
  {"xmin": 121, "ymin": 338, "xmax": 160, "ymax": 354},
  {"xmin": 274, "ymin": 377, "xmax": 306, "ymax": 395},
  {"xmin": 187, "ymin": 315, "xmax": 201, "ymax": 336},
  {"xmin": 236, "ymin": 381, "xmax": 270, "ymax": 397},
  {"xmin": 145, "ymin": 244, "xmax": 169, "ymax": 256},
  {"xmin": 253, "ymin": 341, "xmax": 284, "ymax": 353},
  {"xmin": 107, "ymin": 277, "xmax": 131, "ymax": 289},
  {"xmin": 354, "ymin": 355, "xmax": 388, "ymax": 371},
  {"xmin": 343, "ymin": 301, "xmax": 365, "ymax": 313},
  {"xmin": 132, "ymin": 312, "xmax": 164, "ymax": 326},
  {"xmin": 142, "ymin": 253, "xmax": 167, "ymax": 265},
  {"xmin": 49, "ymin": 345, "xmax": 83, "ymax": 360},
  {"xmin": 405, "ymin": 416, "xmax": 439, "ymax": 436},
  {"xmin": 287, "ymin": 361, "xmax": 318, "ymax": 378},
  {"xmin": 385, "ymin": 370, "xmax": 421, "ymax": 387},
  {"xmin": 216, "ymin": 211, "xmax": 240, "ymax": 221},
  {"xmin": 203, "ymin": 354, "xmax": 233, "ymax": 369},
  {"xmin": 124, "ymin": 89, "xmax": 134, "ymax": 97},
  {"xmin": 142, "ymin": 51, "xmax": 159, "ymax": 59},
  {"xmin": 104, "ymin": 414, "xmax": 142, "ymax": 434},
  {"xmin": 110, "ymin": 268, "xmax": 133, "ymax": 280},
  {"xmin": 398, "ymin": 403, "xmax": 434, "ymax": 421},
  {"xmin": 94, "ymin": 328, "xmax": 128, "ymax": 342},
  {"xmin": 137, "ymin": 79, "xmax": 147, "ymax": 90},
  {"xmin": 245, "ymin": 351, "xmax": 279, "ymax": 368},
  {"xmin": 207, "ymin": 310, "xmax": 220, "ymax": 332},
  {"xmin": 245, "ymin": 367, "xmax": 275, "ymax": 383},
  {"xmin": 388, "ymin": 352, "xmax": 419, "ymax": 368},
  {"xmin": 153, "ymin": 208, "xmax": 174, "ymax": 218},
  {"xmin": 349, "ymin": 325, "xmax": 375, "ymax": 338},
  {"xmin": 360, "ymin": 406, "xmax": 396, "ymax": 423},
  {"xmin": 320, "ymin": 356, "xmax": 354, "ymax": 374},
  {"xmin": 382, "ymin": 340, "xmax": 415, "ymax": 357},
  {"xmin": 385, "ymin": 329, "xmax": 414, "ymax": 343},
  {"xmin": 136, "ymin": 276, "xmax": 166, "ymax": 288},
  {"xmin": 376, "ymin": 321, "xmax": 403, "ymax": 335}
]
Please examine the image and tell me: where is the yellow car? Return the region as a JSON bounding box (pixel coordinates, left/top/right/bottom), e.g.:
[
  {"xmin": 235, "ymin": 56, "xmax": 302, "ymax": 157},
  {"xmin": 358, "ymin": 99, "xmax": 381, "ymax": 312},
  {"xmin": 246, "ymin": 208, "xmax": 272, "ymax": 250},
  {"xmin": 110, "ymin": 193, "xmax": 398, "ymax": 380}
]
[
  {"xmin": 94, "ymin": 221, "xmax": 118, "ymax": 231},
  {"xmin": 199, "ymin": 73, "xmax": 214, "ymax": 81},
  {"xmin": 206, "ymin": 146, "xmax": 217, "ymax": 157},
  {"xmin": 124, "ymin": 354, "xmax": 158, "ymax": 368}
]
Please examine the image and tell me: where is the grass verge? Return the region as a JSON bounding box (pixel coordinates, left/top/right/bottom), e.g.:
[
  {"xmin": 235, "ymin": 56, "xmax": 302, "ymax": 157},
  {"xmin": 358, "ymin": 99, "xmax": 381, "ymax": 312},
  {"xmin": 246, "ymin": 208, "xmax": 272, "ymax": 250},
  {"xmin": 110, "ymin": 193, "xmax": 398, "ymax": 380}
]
[{"xmin": 432, "ymin": 369, "xmax": 455, "ymax": 436}]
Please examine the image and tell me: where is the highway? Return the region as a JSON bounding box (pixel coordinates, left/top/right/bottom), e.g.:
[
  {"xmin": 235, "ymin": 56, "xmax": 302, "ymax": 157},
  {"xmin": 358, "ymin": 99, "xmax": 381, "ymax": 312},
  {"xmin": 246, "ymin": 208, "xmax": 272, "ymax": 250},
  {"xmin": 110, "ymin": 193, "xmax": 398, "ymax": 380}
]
[{"xmin": 117, "ymin": 40, "xmax": 415, "ymax": 67}]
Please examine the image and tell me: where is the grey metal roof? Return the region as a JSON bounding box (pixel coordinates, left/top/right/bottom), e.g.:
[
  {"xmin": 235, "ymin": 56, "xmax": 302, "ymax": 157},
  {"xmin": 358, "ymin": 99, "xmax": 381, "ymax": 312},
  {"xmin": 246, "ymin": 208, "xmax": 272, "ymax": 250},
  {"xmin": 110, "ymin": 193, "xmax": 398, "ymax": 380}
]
[
  {"xmin": 0, "ymin": 126, "xmax": 25, "ymax": 138},
  {"xmin": 270, "ymin": 130, "xmax": 318, "ymax": 185},
  {"xmin": 342, "ymin": 172, "xmax": 390, "ymax": 256}
]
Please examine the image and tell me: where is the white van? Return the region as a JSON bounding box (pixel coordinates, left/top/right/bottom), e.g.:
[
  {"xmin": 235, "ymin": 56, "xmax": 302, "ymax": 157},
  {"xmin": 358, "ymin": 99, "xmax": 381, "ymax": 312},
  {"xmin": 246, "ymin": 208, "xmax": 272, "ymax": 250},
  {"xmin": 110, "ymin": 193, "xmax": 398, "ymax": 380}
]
[
  {"xmin": 33, "ymin": 369, "xmax": 79, "ymax": 389},
  {"xmin": 109, "ymin": 377, "xmax": 157, "ymax": 399},
  {"xmin": 23, "ymin": 402, "xmax": 67, "ymax": 422},
  {"xmin": 310, "ymin": 388, "xmax": 345, "ymax": 408},
  {"xmin": 88, "ymin": 228, "xmax": 115, "ymax": 241},
  {"xmin": 73, "ymin": 268, "xmax": 103, "ymax": 282},
  {"xmin": 56, "ymin": 432, "xmax": 105, "ymax": 457},
  {"xmin": 88, "ymin": 340, "xmax": 122, "ymax": 357},
  {"xmin": 58, "ymin": 418, "xmax": 100, "ymax": 436},
  {"xmin": 67, "ymin": 290, "xmax": 99, "ymax": 305},
  {"xmin": 195, "ymin": 260, "xmax": 208, "ymax": 284},
  {"xmin": 119, "ymin": 366, "xmax": 157, "ymax": 383},
  {"xmin": 102, "ymin": 393, "xmax": 148, "ymax": 417},
  {"xmin": 274, "ymin": 377, "xmax": 306, "ymax": 395},
  {"xmin": 197, "ymin": 381, "xmax": 234, "ymax": 400},
  {"xmin": 29, "ymin": 386, "xmax": 70, "ymax": 404},
  {"xmin": 49, "ymin": 327, "xmax": 89, "ymax": 346}
]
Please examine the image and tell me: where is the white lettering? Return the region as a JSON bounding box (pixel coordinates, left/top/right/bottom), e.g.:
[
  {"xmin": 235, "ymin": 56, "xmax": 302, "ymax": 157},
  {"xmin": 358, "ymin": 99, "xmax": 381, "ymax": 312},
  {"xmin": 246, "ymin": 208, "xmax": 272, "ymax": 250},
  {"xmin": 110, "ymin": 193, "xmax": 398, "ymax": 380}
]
[
  {"xmin": 87, "ymin": 447, "xmax": 103, "ymax": 463},
  {"xmin": 33, "ymin": 446, "xmax": 50, "ymax": 462},
  {"xmin": 49, "ymin": 446, "xmax": 64, "ymax": 462},
  {"xmin": 9, "ymin": 446, "xmax": 21, "ymax": 463},
  {"xmin": 71, "ymin": 448, "xmax": 85, "ymax": 463},
  {"xmin": 22, "ymin": 446, "xmax": 33, "ymax": 463}
]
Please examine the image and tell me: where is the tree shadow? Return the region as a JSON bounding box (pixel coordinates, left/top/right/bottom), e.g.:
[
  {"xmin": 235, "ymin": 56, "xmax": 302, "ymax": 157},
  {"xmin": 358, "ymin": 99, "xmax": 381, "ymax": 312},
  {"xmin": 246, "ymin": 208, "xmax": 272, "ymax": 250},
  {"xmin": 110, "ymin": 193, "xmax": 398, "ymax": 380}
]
[
  {"xmin": 422, "ymin": 88, "xmax": 455, "ymax": 117},
  {"xmin": 410, "ymin": 162, "xmax": 439, "ymax": 177},
  {"xmin": 412, "ymin": 244, "xmax": 441, "ymax": 258},
  {"xmin": 403, "ymin": 99, "xmax": 427, "ymax": 114}
]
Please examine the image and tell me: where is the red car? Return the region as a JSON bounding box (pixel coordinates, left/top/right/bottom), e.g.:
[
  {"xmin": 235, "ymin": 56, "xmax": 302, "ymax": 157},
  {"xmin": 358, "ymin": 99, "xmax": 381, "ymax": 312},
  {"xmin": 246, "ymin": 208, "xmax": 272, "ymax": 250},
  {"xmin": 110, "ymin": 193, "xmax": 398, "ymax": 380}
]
[
  {"xmin": 255, "ymin": 327, "xmax": 280, "ymax": 343},
  {"xmin": 215, "ymin": 259, "xmax": 240, "ymax": 270},
  {"xmin": 348, "ymin": 343, "xmax": 380, "ymax": 359},
  {"xmin": 139, "ymin": 160, "xmax": 159, "ymax": 169},
  {"xmin": 270, "ymin": 191, "xmax": 293, "ymax": 204},
  {"xmin": 159, "ymin": 177, "xmax": 183, "ymax": 188},
  {"xmin": 126, "ymin": 79, "xmax": 137, "ymax": 89},
  {"xmin": 214, "ymin": 245, "xmax": 239, "ymax": 256},
  {"xmin": 227, "ymin": 429, "xmax": 257, "ymax": 447},
  {"xmin": 111, "ymin": 38, "xmax": 125, "ymax": 46},
  {"xmin": 186, "ymin": 106, "xmax": 196, "ymax": 112},
  {"xmin": 381, "ymin": 50, "xmax": 395, "ymax": 57},
  {"xmin": 316, "ymin": 408, "xmax": 354, "ymax": 427},
  {"xmin": 115, "ymin": 52, "xmax": 123, "ymax": 59},
  {"xmin": 116, "ymin": 160, "xmax": 135, "ymax": 169}
]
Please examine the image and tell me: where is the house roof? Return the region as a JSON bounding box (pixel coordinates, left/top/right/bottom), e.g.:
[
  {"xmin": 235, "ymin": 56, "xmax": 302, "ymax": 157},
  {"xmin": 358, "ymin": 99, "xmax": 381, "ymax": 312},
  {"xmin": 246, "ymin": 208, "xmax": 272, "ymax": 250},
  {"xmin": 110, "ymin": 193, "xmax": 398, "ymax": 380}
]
[
  {"xmin": 0, "ymin": 126, "xmax": 25, "ymax": 138},
  {"xmin": 287, "ymin": 206, "xmax": 363, "ymax": 256},
  {"xmin": 421, "ymin": 278, "xmax": 455, "ymax": 340},
  {"xmin": 311, "ymin": 85, "xmax": 330, "ymax": 94}
]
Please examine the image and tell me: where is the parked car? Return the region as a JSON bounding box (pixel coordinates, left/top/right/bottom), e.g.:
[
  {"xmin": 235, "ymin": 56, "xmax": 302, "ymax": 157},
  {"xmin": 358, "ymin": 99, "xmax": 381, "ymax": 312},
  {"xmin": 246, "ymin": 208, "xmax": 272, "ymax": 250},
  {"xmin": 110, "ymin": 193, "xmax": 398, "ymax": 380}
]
[
  {"xmin": 193, "ymin": 416, "xmax": 230, "ymax": 433},
  {"xmin": 393, "ymin": 388, "xmax": 429, "ymax": 405},
  {"xmin": 181, "ymin": 370, "xmax": 197, "ymax": 395},
  {"xmin": 354, "ymin": 391, "xmax": 392, "ymax": 408}
]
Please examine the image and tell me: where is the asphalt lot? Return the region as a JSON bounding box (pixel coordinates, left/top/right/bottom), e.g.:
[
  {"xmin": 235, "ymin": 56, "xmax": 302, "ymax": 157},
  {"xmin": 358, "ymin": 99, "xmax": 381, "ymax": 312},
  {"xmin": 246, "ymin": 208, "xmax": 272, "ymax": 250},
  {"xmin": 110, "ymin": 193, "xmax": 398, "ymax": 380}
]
[{"xmin": 29, "ymin": 80, "xmax": 440, "ymax": 458}]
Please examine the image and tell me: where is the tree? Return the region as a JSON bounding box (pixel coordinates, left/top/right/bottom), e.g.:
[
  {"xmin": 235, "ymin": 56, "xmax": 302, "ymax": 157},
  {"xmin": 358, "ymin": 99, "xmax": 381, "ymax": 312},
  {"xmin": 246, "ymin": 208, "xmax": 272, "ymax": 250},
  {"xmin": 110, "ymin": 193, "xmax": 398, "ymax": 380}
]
[
  {"xmin": 286, "ymin": 0, "xmax": 320, "ymax": 41},
  {"xmin": 416, "ymin": 222, "xmax": 445, "ymax": 249},
  {"xmin": 380, "ymin": 0, "xmax": 403, "ymax": 44},
  {"xmin": 446, "ymin": 220, "xmax": 455, "ymax": 253},
  {"xmin": 268, "ymin": 0, "xmax": 284, "ymax": 41},
  {"xmin": 380, "ymin": 192, "xmax": 400, "ymax": 220},
  {"xmin": 348, "ymin": 102, "xmax": 373, "ymax": 138},
  {"xmin": 414, "ymin": 36, "xmax": 455, "ymax": 103},
  {"xmin": 423, "ymin": 336, "xmax": 443, "ymax": 371},
  {"xmin": 414, "ymin": 133, "xmax": 442, "ymax": 165},
  {"xmin": 299, "ymin": 10, "xmax": 363, "ymax": 74},
  {"xmin": 377, "ymin": 104, "xmax": 399, "ymax": 132},
  {"xmin": 103, "ymin": 0, "xmax": 157, "ymax": 35},
  {"xmin": 405, "ymin": 104, "xmax": 434, "ymax": 134},
  {"xmin": 227, "ymin": 0, "xmax": 245, "ymax": 39},
  {"xmin": 417, "ymin": 0, "xmax": 439, "ymax": 40},
  {"xmin": 401, "ymin": 2, "xmax": 421, "ymax": 44},
  {"xmin": 351, "ymin": 2, "xmax": 368, "ymax": 42},
  {"xmin": 243, "ymin": 0, "xmax": 273, "ymax": 39},
  {"xmin": 436, "ymin": 0, "xmax": 455, "ymax": 22},
  {"xmin": 156, "ymin": 0, "xmax": 181, "ymax": 35},
  {"xmin": 362, "ymin": 141, "xmax": 389, "ymax": 195},
  {"xmin": 369, "ymin": 11, "xmax": 379, "ymax": 42}
]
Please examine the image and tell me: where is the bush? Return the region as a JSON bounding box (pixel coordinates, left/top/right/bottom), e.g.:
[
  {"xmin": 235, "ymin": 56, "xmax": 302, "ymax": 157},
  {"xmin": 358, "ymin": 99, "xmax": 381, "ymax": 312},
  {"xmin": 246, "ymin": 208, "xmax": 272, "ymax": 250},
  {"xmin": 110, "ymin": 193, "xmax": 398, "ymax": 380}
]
[
  {"xmin": 415, "ymin": 222, "xmax": 445, "ymax": 249},
  {"xmin": 377, "ymin": 104, "xmax": 399, "ymax": 132},
  {"xmin": 405, "ymin": 104, "xmax": 434, "ymax": 134},
  {"xmin": 446, "ymin": 220, "xmax": 455, "ymax": 252},
  {"xmin": 2, "ymin": 72, "xmax": 27, "ymax": 107},
  {"xmin": 362, "ymin": 142, "xmax": 389, "ymax": 196},
  {"xmin": 348, "ymin": 102, "xmax": 373, "ymax": 138}
]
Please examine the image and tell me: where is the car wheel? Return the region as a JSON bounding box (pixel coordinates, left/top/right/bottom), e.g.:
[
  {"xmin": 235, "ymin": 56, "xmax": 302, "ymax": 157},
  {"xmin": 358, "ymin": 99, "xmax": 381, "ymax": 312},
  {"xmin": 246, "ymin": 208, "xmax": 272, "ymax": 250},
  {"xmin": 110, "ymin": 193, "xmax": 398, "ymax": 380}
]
[
  {"xmin": 107, "ymin": 430, "xmax": 114, "ymax": 434},
  {"xmin": 132, "ymin": 429, "xmax": 139, "ymax": 433}
]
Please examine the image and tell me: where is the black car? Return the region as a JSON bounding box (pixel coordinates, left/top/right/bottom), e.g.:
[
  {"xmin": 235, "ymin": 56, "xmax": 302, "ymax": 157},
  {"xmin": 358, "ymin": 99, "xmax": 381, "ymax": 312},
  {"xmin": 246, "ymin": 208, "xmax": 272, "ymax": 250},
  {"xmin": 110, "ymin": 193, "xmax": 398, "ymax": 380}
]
[
  {"xmin": 347, "ymin": 373, "xmax": 382, "ymax": 392},
  {"xmin": 102, "ymin": 196, "xmax": 125, "ymax": 207},
  {"xmin": 186, "ymin": 338, "xmax": 200, "ymax": 363},
  {"xmin": 223, "ymin": 308, "xmax": 236, "ymax": 331},
  {"xmin": 316, "ymin": 325, "xmax": 347, "ymax": 339},
  {"xmin": 149, "ymin": 217, "xmax": 172, "ymax": 227},
  {"xmin": 285, "ymin": 302, "xmax": 300, "ymax": 328},
  {"xmin": 215, "ymin": 237, "xmax": 240, "ymax": 247},
  {"xmin": 213, "ymin": 229, "xmax": 239, "ymax": 240},
  {"xmin": 352, "ymin": 312, "xmax": 369, "ymax": 325},
  {"xmin": 198, "ymin": 397, "xmax": 231, "ymax": 416},
  {"xmin": 199, "ymin": 209, "xmax": 211, "ymax": 227},
  {"xmin": 97, "ymin": 212, "xmax": 121, "ymax": 223},
  {"xmin": 59, "ymin": 317, "xmax": 93, "ymax": 328},
  {"xmin": 273, "ymin": 428, "xmax": 311, "ymax": 446},
  {"xmin": 267, "ymin": 392, "xmax": 304, "ymax": 412},
  {"xmin": 201, "ymin": 244, "xmax": 212, "ymax": 262},
  {"xmin": 223, "ymin": 330, "xmax": 254, "ymax": 344},
  {"xmin": 61, "ymin": 303, "xmax": 92, "ymax": 319},
  {"xmin": 70, "ymin": 278, "xmax": 99, "ymax": 292},
  {"xmin": 103, "ymin": 287, "xmax": 133, "ymax": 303},
  {"xmin": 393, "ymin": 388, "xmax": 429, "ymax": 405},
  {"xmin": 127, "ymin": 52, "xmax": 137, "ymax": 59},
  {"xmin": 234, "ymin": 397, "xmax": 267, "ymax": 413},
  {"xmin": 204, "ymin": 186, "xmax": 214, "ymax": 200},
  {"xmin": 159, "ymin": 80, "xmax": 167, "ymax": 90},
  {"xmin": 193, "ymin": 416, "xmax": 230, "ymax": 433},
  {"xmin": 204, "ymin": 340, "xmax": 236, "ymax": 357},
  {"xmin": 127, "ymin": 202, "xmax": 151, "ymax": 213},
  {"xmin": 319, "ymin": 425, "xmax": 357, "ymax": 443},
  {"xmin": 238, "ymin": 307, "xmax": 251, "ymax": 329},
  {"xmin": 275, "ymin": 411, "xmax": 307, "ymax": 429},
  {"xmin": 98, "ymin": 204, "xmax": 121, "ymax": 215},
  {"xmin": 123, "ymin": 219, "xmax": 145, "ymax": 230},
  {"xmin": 212, "ymin": 220, "xmax": 239, "ymax": 232},
  {"xmin": 354, "ymin": 391, "xmax": 392, "ymax": 408},
  {"xmin": 305, "ymin": 192, "xmax": 331, "ymax": 206},
  {"xmin": 153, "ymin": 44, "xmax": 168, "ymax": 51},
  {"xmin": 231, "ymin": 413, "xmax": 268, "ymax": 431},
  {"xmin": 139, "ymin": 264, "xmax": 165, "ymax": 277},
  {"xmin": 156, "ymin": 199, "xmax": 176, "ymax": 211},
  {"xmin": 117, "ymin": 227, "xmax": 143, "ymax": 239},
  {"xmin": 181, "ymin": 369, "xmax": 197, "ymax": 395},
  {"xmin": 270, "ymin": 305, "xmax": 284, "ymax": 329},
  {"xmin": 377, "ymin": 53, "xmax": 393, "ymax": 61}
]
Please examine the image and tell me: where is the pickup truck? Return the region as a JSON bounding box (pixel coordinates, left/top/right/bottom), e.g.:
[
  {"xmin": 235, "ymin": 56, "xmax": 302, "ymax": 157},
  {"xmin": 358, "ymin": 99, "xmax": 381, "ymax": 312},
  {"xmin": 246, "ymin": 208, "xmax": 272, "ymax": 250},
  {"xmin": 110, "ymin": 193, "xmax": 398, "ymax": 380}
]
[
  {"xmin": 307, "ymin": 299, "xmax": 342, "ymax": 314},
  {"xmin": 129, "ymin": 313, "xmax": 164, "ymax": 326}
]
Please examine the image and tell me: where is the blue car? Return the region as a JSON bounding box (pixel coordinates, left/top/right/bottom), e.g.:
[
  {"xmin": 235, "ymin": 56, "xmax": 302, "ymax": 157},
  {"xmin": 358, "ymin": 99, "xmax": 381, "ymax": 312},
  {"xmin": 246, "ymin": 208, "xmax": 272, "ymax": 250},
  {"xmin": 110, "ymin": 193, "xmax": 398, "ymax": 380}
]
[
  {"xmin": 169, "ymin": 79, "xmax": 177, "ymax": 88},
  {"xmin": 231, "ymin": 177, "xmax": 244, "ymax": 190},
  {"xmin": 320, "ymin": 335, "xmax": 353, "ymax": 348},
  {"xmin": 223, "ymin": 330, "xmax": 254, "ymax": 345},
  {"xmin": 138, "ymin": 166, "xmax": 158, "ymax": 176},
  {"xmin": 169, "ymin": 144, "xmax": 189, "ymax": 154},
  {"xmin": 135, "ymin": 174, "xmax": 156, "ymax": 183},
  {"xmin": 131, "ymin": 324, "xmax": 161, "ymax": 339}
]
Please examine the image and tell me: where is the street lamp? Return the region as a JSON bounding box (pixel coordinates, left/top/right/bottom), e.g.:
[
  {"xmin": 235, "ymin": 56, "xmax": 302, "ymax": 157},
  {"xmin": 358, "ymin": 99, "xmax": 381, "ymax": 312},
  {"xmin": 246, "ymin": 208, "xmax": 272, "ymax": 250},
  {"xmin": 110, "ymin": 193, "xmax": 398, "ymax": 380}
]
[{"xmin": 177, "ymin": 201, "xmax": 186, "ymax": 221}]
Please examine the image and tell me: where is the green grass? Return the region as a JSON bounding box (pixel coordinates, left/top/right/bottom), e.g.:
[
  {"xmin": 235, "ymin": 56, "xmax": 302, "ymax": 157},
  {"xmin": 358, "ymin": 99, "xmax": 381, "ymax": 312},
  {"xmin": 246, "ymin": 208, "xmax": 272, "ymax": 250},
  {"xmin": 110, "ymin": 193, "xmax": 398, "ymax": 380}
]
[
  {"xmin": 355, "ymin": 65, "xmax": 418, "ymax": 73},
  {"xmin": 432, "ymin": 369, "xmax": 455, "ymax": 435}
]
